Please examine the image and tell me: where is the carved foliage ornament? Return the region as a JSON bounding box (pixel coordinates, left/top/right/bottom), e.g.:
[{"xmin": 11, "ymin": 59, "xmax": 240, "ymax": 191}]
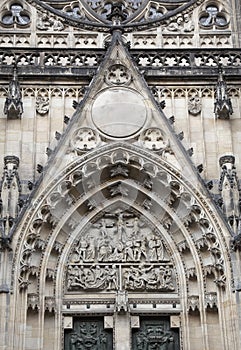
[{"xmin": 29, "ymin": 0, "xmax": 204, "ymax": 31}]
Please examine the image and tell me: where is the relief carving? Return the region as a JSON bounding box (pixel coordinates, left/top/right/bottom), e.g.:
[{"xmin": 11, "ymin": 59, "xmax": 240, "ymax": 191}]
[
  {"xmin": 70, "ymin": 128, "xmax": 100, "ymax": 153},
  {"xmin": 105, "ymin": 64, "xmax": 132, "ymax": 86},
  {"xmin": 140, "ymin": 128, "xmax": 169, "ymax": 151},
  {"xmin": 36, "ymin": 95, "xmax": 49, "ymax": 115},
  {"xmin": 166, "ymin": 14, "xmax": 194, "ymax": 32},
  {"xmin": 188, "ymin": 95, "xmax": 202, "ymax": 115},
  {"xmin": 124, "ymin": 264, "xmax": 174, "ymax": 291},
  {"xmin": 37, "ymin": 13, "xmax": 64, "ymax": 31},
  {"xmin": 68, "ymin": 321, "xmax": 111, "ymax": 350},
  {"xmin": 67, "ymin": 210, "xmax": 176, "ymax": 292},
  {"xmin": 133, "ymin": 324, "xmax": 174, "ymax": 349}
]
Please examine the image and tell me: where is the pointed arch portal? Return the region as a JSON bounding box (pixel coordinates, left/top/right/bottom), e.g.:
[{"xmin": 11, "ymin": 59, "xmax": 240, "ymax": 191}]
[{"xmin": 11, "ymin": 142, "xmax": 236, "ymax": 350}]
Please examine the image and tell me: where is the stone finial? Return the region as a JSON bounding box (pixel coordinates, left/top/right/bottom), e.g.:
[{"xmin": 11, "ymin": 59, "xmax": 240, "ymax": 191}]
[
  {"xmin": 214, "ymin": 66, "xmax": 233, "ymax": 120},
  {"xmin": 219, "ymin": 155, "xmax": 240, "ymax": 233},
  {"xmin": 0, "ymin": 155, "xmax": 21, "ymax": 238},
  {"xmin": 4, "ymin": 68, "xmax": 23, "ymax": 119}
]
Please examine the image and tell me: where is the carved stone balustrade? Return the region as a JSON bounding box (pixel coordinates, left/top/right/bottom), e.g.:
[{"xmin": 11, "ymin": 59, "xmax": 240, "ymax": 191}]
[{"xmin": 0, "ymin": 49, "xmax": 240, "ymax": 79}]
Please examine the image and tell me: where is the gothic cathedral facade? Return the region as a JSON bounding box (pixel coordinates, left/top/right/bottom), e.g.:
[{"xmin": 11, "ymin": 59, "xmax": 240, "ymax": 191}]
[{"xmin": 0, "ymin": 1, "xmax": 241, "ymax": 349}]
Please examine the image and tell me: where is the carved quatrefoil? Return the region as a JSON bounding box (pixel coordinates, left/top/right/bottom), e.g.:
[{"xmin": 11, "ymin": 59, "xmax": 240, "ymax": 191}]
[{"xmin": 105, "ymin": 64, "xmax": 132, "ymax": 86}]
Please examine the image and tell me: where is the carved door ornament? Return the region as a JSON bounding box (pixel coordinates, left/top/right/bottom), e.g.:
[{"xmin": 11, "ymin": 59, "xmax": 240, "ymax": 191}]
[
  {"xmin": 132, "ymin": 317, "xmax": 180, "ymax": 350},
  {"xmin": 64, "ymin": 317, "xmax": 113, "ymax": 350},
  {"xmin": 66, "ymin": 210, "xmax": 176, "ymax": 293}
]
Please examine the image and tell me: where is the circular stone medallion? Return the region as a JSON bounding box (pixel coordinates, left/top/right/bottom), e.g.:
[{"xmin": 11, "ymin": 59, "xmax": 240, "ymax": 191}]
[{"xmin": 92, "ymin": 88, "xmax": 147, "ymax": 138}]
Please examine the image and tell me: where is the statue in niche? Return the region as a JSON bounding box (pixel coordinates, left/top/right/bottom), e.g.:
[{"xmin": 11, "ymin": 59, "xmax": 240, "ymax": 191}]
[{"xmin": 0, "ymin": 156, "xmax": 22, "ymax": 236}]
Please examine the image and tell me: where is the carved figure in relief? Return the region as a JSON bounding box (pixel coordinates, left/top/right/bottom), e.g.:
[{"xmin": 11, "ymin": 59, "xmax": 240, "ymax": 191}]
[
  {"xmin": 37, "ymin": 14, "xmax": 64, "ymax": 31},
  {"xmin": 67, "ymin": 264, "xmax": 118, "ymax": 291},
  {"xmin": 134, "ymin": 239, "xmax": 147, "ymax": 261},
  {"xmin": 109, "ymin": 242, "xmax": 124, "ymax": 261},
  {"xmin": 105, "ymin": 265, "xmax": 118, "ymax": 290},
  {"xmin": 123, "ymin": 264, "xmax": 174, "ymax": 291},
  {"xmin": 77, "ymin": 239, "xmax": 88, "ymax": 261},
  {"xmin": 98, "ymin": 239, "xmax": 112, "ymax": 261},
  {"xmin": 36, "ymin": 95, "xmax": 49, "ymax": 115},
  {"xmin": 166, "ymin": 14, "xmax": 194, "ymax": 32},
  {"xmin": 124, "ymin": 240, "xmax": 135, "ymax": 261},
  {"xmin": 148, "ymin": 236, "xmax": 160, "ymax": 261},
  {"xmin": 188, "ymin": 95, "xmax": 202, "ymax": 116},
  {"xmin": 85, "ymin": 239, "xmax": 95, "ymax": 261}
]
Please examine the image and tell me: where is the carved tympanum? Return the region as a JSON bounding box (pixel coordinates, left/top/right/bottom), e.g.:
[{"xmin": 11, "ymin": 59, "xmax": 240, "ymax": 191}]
[{"xmin": 67, "ymin": 210, "xmax": 176, "ymax": 292}]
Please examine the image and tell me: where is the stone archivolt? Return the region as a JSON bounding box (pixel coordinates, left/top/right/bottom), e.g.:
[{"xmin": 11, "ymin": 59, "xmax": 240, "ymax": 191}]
[{"xmin": 13, "ymin": 143, "xmax": 229, "ymax": 315}]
